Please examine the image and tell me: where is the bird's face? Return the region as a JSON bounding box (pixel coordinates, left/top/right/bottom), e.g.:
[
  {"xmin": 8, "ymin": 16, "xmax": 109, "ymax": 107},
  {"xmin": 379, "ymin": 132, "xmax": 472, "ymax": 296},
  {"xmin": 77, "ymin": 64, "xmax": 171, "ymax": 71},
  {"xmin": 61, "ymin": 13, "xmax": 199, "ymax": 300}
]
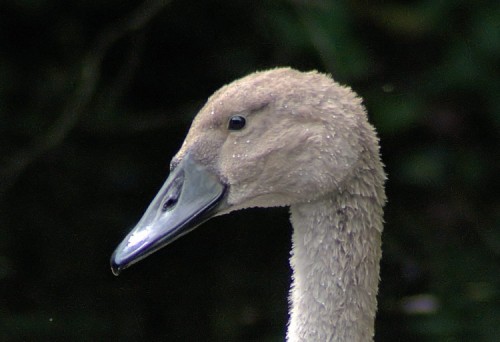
[
  {"xmin": 175, "ymin": 69, "xmax": 362, "ymax": 211},
  {"xmin": 111, "ymin": 68, "xmax": 365, "ymax": 274}
]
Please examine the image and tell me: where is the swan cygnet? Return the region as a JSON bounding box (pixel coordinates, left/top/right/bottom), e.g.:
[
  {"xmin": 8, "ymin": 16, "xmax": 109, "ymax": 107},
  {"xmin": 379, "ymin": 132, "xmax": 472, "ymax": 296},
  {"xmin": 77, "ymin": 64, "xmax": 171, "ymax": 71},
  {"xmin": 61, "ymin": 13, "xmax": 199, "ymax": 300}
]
[{"xmin": 111, "ymin": 68, "xmax": 386, "ymax": 341}]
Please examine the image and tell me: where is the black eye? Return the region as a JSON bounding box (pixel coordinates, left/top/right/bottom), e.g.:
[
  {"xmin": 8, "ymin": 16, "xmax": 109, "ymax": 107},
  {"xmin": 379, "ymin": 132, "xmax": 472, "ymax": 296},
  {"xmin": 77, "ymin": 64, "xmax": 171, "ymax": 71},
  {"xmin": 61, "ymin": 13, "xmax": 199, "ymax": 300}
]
[{"xmin": 228, "ymin": 115, "xmax": 246, "ymax": 130}]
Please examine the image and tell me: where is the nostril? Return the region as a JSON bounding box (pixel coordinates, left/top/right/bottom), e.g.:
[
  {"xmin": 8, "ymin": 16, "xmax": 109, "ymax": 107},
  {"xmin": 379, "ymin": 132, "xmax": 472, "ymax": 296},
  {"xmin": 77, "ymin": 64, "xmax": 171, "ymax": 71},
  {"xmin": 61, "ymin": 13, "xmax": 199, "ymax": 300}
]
[
  {"xmin": 161, "ymin": 170, "xmax": 184, "ymax": 212},
  {"xmin": 162, "ymin": 196, "xmax": 178, "ymax": 211}
]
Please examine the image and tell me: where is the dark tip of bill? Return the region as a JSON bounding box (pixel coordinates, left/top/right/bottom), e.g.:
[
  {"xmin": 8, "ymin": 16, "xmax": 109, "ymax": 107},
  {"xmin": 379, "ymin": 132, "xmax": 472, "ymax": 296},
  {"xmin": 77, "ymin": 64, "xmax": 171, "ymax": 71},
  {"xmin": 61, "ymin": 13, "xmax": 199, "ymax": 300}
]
[{"xmin": 110, "ymin": 257, "xmax": 123, "ymax": 276}]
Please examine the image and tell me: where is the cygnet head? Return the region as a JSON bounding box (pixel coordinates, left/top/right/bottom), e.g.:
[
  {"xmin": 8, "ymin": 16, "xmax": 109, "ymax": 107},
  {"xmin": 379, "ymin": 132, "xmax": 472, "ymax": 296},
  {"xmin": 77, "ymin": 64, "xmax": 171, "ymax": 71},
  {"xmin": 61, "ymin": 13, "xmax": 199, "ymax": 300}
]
[
  {"xmin": 175, "ymin": 68, "xmax": 377, "ymax": 209},
  {"xmin": 111, "ymin": 67, "xmax": 382, "ymax": 274}
]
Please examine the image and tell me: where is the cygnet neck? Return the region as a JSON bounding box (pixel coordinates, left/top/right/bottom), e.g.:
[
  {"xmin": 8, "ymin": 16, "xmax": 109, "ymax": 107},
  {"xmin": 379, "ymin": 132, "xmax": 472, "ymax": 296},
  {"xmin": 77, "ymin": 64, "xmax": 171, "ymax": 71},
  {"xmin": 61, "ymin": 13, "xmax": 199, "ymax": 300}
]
[{"xmin": 287, "ymin": 190, "xmax": 383, "ymax": 342}]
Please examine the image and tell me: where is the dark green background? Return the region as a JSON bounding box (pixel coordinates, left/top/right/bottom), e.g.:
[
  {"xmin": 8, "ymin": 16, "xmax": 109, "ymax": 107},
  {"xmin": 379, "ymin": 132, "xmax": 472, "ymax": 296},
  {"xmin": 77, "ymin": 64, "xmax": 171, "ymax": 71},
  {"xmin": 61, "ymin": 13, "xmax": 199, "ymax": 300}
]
[{"xmin": 1, "ymin": 0, "xmax": 499, "ymax": 340}]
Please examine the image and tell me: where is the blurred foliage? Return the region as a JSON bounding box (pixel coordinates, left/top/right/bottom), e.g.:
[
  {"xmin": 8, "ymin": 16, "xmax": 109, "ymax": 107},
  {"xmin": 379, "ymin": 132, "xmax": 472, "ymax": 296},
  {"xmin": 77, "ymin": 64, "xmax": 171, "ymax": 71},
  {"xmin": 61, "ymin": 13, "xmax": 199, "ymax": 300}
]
[{"xmin": 1, "ymin": 0, "xmax": 499, "ymax": 341}]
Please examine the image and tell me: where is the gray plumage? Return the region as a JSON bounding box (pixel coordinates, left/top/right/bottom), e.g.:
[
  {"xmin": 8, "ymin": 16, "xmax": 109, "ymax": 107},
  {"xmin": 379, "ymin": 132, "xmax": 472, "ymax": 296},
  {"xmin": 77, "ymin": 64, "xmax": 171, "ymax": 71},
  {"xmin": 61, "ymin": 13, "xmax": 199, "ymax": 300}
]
[{"xmin": 112, "ymin": 68, "xmax": 387, "ymax": 342}]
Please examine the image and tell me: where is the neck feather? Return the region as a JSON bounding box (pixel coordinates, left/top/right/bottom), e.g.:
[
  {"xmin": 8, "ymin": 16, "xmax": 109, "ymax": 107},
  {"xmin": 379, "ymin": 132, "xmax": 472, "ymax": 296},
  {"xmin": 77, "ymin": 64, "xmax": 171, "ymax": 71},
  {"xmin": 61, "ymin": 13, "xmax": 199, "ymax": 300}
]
[{"xmin": 287, "ymin": 190, "xmax": 384, "ymax": 342}]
